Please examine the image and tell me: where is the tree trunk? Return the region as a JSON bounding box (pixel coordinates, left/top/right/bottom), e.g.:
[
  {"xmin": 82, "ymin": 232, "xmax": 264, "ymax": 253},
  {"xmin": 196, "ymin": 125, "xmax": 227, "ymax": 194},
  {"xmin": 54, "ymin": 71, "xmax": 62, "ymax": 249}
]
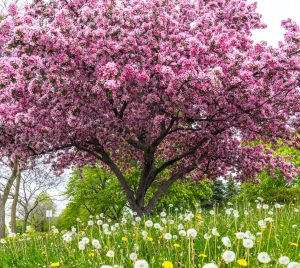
[
  {"xmin": 0, "ymin": 160, "xmax": 19, "ymax": 238},
  {"xmin": 0, "ymin": 201, "xmax": 5, "ymax": 238},
  {"xmin": 11, "ymin": 171, "xmax": 21, "ymax": 234},
  {"xmin": 22, "ymin": 213, "xmax": 29, "ymax": 234}
]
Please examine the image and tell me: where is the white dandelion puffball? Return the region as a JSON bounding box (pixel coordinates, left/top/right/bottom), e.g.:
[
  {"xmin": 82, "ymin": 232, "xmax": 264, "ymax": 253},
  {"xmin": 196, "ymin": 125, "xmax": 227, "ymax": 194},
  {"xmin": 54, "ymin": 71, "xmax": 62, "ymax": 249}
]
[
  {"xmin": 129, "ymin": 252, "xmax": 138, "ymax": 261},
  {"xmin": 204, "ymin": 233, "xmax": 211, "ymax": 240},
  {"xmin": 187, "ymin": 228, "xmax": 197, "ymax": 238},
  {"xmin": 154, "ymin": 223, "xmax": 161, "ymax": 229},
  {"xmin": 177, "ymin": 224, "xmax": 184, "ymax": 230},
  {"xmin": 257, "ymin": 252, "xmax": 271, "ymax": 264},
  {"xmin": 212, "ymin": 228, "xmax": 219, "ymax": 236},
  {"xmin": 221, "ymin": 236, "xmax": 231, "ymax": 247},
  {"xmin": 179, "ymin": 230, "xmax": 186, "ymax": 237},
  {"xmin": 202, "ymin": 263, "xmax": 218, "ymax": 268},
  {"xmin": 222, "ymin": 250, "xmax": 236, "ymax": 263},
  {"xmin": 287, "ymin": 262, "xmax": 300, "ymax": 268},
  {"xmin": 100, "ymin": 266, "xmax": 113, "ymax": 268},
  {"xmin": 63, "ymin": 235, "xmax": 72, "ymax": 243},
  {"xmin": 141, "ymin": 231, "xmax": 148, "ymax": 238},
  {"xmin": 78, "ymin": 241, "xmax": 85, "ymax": 250},
  {"xmin": 82, "ymin": 237, "xmax": 89, "ymax": 244},
  {"xmin": 263, "ymin": 204, "xmax": 269, "ymax": 210},
  {"xmin": 135, "ymin": 217, "xmax": 141, "ymax": 222},
  {"xmin": 92, "ymin": 239, "xmax": 100, "ymax": 247},
  {"xmin": 236, "ymin": 232, "xmax": 245, "ymax": 239},
  {"xmin": 243, "ymin": 239, "xmax": 254, "ymax": 248},
  {"xmin": 160, "ymin": 211, "xmax": 167, "ymax": 217},
  {"xmin": 164, "ymin": 233, "xmax": 172, "ymax": 240},
  {"xmin": 225, "ymin": 209, "xmax": 231, "ymax": 215},
  {"xmin": 97, "ymin": 220, "xmax": 103, "ymax": 226},
  {"xmin": 278, "ymin": 256, "xmax": 290, "ymax": 265},
  {"xmin": 87, "ymin": 220, "xmax": 93, "ymax": 226},
  {"xmin": 209, "ymin": 210, "xmax": 215, "ymax": 216},
  {"xmin": 106, "ymin": 250, "xmax": 115, "ymax": 258},
  {"xmin": 145, "ymin": 220, "xmax": 153, "ymax": 228},
  {"xmin": 134, "ymin": 259, "xmax": 149, "ymax": 268}
]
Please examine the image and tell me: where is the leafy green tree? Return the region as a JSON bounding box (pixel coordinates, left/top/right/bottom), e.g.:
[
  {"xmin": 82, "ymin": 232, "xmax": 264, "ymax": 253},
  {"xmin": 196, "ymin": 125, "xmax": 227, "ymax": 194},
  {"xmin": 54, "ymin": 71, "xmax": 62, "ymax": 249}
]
[
  {"xmin": 239, "ymin": 142, "xmax": 300, "ymax": 202},
  {"xmin": 29, "ymin": 193, "xmax": 55, "ymax": 232},
  {"xmin": 224, "ymin": 177, "xmax": 240, "ymax": 201},
  {"xmin": 65, "ymin": 166, "xmax": 128, "ymax": 220},
  {"xmin": 56, "ymin": 166, "xmax": 214, "ymax": 228},
  {"xmin": 151, "ymin": 178, "xmax": 213, "ymax": 212}
]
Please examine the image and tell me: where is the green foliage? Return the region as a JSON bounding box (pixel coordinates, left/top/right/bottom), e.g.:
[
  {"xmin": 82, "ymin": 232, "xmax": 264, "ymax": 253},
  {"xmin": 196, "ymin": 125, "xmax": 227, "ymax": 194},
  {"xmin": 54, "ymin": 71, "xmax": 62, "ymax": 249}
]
[
  {"xmin": 239, "ymin": 170, "xmax": 300, "ymax": 202},
  {"xmin": 59, "ymin": 166, "xmax": 127, "ymax": 225},
  {"xmin": 57, "ymin": 166, "xmax": 214, "ymax": 229},
  {"xmin": 29, "ymin": 193, "xmax": 55, "ymax": 232},
  {"xmin": 224, "ymin": 177, "xmax": 240, "ymax": 201},
  {"xmin": 237, "ymin": 141, "xmax": 300, "ymax": 202},
  {"xmin": 153, "ymin": 178, "xmax": 213, "ymax": 212}
]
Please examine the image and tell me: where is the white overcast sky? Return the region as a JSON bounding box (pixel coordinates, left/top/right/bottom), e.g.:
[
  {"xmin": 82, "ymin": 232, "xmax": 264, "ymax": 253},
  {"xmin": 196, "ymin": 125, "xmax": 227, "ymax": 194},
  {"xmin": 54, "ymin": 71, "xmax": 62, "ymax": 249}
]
[{"xmin": 251, "ymin": 0, "xmax": 300, "ymax": 46}]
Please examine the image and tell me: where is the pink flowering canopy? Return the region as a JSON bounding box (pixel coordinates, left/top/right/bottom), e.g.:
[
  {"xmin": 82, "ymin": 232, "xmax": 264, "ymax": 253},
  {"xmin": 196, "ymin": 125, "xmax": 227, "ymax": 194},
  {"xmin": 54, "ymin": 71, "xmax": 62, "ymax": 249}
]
[{"xmin": 0, "ymin": 0, "xmax": 299, "ymax": 213}]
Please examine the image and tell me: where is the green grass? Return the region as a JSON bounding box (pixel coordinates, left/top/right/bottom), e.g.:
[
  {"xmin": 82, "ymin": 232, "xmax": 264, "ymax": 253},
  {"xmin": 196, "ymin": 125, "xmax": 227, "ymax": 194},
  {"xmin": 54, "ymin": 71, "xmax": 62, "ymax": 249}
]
[{"xmin": 0, "ymin": 201, "xmax": 300, "ymax": 267}]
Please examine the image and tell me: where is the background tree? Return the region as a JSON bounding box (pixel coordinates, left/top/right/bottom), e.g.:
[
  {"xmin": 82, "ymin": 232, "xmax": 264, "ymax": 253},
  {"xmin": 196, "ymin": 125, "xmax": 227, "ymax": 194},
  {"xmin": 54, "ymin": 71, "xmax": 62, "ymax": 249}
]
[
  {"xmin": 15, "ymin": 165, "xmax": 61, "ymax": 233},
  {"xmin": 224, "ymin": 177, "xmax": 240, "ymax": 201},
  {"xmin": 57, "ymin": 166, "xmax": 213, "ymax": 229},
  {"xmin": 0, "ymin": 0, "xmax": 300, "ymax": 215},
  {"xmin": 10, "ymin": 170, "xmax": 20, "ymax": 233},
  {"xmin": 238, "ymin": 141, "xmax": 300, "ymax": 202},
  {"xmin": 0, "ymin": 159, "xmax": 19, "ymax": 238},
  {"xmin": 65, "ymin": 166, "xmax": 128, "ymax": 221},
  {"xmin": 28, "ymin": 192, "xmax": 55, "ymax": 232}
]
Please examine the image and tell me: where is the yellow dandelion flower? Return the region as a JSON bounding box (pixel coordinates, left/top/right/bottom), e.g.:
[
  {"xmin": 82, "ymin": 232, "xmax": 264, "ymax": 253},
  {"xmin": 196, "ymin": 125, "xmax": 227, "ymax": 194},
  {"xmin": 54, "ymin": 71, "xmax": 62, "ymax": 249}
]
[
  {"xmin": 199, "ymin": 253, "xmax": 207, "ymax": 257},
  {"xmin": 88, "ymin": 252, "xmax": 95, "ymax": 257},
  {"xmin": 290, "ymin": 243, "xmax": 298, "ymax": 247},
  {"xmin": 280, "ymin": 224, "xmax": 284, "ymax": 227},
  {"xmin": 162, "ymin": 261, "xmax": 173, "ymax": 268},
  {"xmin": 174, "ymin": 243, "xmax": 180, "ymax": 248},
  {"xmin": 196, "ymin": 215, "xmax": 203, "ymax": 220},
  {"xmin": 122, "ymin": 236, "xmax": 128, "ymax": 242},
  {"xmin": 147, "ymin": 236, "xmax": 153, "ymax": 242},
  {"xmin": 237, "ymin": 259, "xmax": 248, "ymax": 266},
  {"xmin": 50, "ymin": 262, "xmax": 60, "ymax": 267}
]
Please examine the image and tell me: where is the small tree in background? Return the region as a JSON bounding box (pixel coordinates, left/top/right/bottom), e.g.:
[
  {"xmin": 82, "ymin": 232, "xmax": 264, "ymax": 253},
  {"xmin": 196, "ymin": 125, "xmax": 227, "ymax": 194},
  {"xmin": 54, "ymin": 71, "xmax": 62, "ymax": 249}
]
[
  {"xmin": 224, "ymin": 177, "xmax": 240, "ymax": 201},
  {"xmin": 28, "ymin": 193, "xmax": 55, "ymax": 232}
]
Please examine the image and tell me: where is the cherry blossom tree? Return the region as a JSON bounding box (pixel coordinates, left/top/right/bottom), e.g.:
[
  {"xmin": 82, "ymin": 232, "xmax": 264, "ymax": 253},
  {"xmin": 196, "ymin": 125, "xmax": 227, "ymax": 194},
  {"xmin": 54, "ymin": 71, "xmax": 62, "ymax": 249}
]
[{"xmin": 0, "ymin": 0, "xmax": 299, "ymax": 215}]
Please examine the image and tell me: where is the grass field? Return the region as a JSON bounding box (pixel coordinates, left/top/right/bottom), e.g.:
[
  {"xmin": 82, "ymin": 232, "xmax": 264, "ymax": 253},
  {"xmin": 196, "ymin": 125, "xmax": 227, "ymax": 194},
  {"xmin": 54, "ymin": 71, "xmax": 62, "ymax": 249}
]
[{"xmin": 0, "ymin": 200, "xmax": 300, "ymax": 268}]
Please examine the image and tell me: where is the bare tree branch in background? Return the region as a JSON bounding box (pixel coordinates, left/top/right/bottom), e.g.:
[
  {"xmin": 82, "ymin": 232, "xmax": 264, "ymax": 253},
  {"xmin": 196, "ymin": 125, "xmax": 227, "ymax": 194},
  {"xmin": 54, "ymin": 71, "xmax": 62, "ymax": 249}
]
[{"xmin": 15, "ymin": 164, "xmax": 61, "ymax": 233}]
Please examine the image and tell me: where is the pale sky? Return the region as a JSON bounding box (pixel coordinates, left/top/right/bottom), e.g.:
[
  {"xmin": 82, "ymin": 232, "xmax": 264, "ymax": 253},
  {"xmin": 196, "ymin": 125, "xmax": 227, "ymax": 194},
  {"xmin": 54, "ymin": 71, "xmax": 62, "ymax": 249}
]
[{"xmin": 251, "ymin": 0, "xmax": 300, "ymax": 46}]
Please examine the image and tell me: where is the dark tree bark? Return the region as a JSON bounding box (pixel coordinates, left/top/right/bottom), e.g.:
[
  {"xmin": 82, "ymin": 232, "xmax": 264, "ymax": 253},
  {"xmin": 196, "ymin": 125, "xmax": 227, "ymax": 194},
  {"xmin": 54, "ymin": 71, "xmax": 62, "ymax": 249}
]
[
  {"xmin": 10, "ymin": 171, "xmax": 21, "ymax": 234},
  {"xmin": 22, "ymin": 212, "xmax": 29, "ymax": 234}
]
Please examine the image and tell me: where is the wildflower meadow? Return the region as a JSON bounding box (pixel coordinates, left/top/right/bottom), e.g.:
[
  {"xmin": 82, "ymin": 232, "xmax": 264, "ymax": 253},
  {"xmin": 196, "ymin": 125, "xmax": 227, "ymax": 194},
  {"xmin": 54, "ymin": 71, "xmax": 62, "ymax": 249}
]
[{"xmin": 1, "ymin": 200, "xmax": 300, "ymax": 267}]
